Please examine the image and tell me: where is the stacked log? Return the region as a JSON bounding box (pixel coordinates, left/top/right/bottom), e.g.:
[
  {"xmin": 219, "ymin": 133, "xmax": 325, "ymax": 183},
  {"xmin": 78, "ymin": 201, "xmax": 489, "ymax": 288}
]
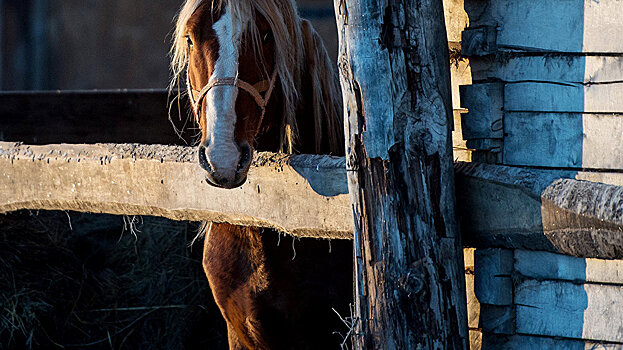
[{"xmin": 458, "ymin": 0, "xmax": 623, "ymax": 348}]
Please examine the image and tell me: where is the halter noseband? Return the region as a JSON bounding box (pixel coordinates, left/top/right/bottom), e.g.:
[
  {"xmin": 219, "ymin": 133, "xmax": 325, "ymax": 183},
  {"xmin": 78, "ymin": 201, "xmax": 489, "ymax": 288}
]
[{"xmin": 186, "ymin": 68, "xmax": 278, "ymax": 132}]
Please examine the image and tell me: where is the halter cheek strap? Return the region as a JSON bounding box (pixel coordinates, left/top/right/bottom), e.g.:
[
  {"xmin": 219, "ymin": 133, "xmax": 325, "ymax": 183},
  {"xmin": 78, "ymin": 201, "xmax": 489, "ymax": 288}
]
[{"xmin": 187, "ymin": 69, "xmax": 278, "ymax": 133}]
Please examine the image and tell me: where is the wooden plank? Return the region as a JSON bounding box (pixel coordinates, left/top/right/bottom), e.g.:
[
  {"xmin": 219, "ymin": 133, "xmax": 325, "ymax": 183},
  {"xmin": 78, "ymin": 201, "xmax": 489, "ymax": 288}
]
[
  {"xmin": 515, "ymin": 280, "xmax": 623, "ymax": 342},
  {"xmin": 504, "ymin": 82, "xmax": 623, "ymax": 113},
  {"xmin": 474, "ymin": 249, "xmax": 513, "ymax": 305},
  {"xmin": 461, "ymin": 26, "xmax": 497, "ymax": 56},
  {"xmin": 464, "ymin": 0, "xmax": 623, "ymax": 53},
  {"xmin": 468, "ymin": 330, "xmax": 481, "ymax": 350},
  {"xmin": 452, "ymin": 110, "xmax": 472, "ymax": 162},
  {"xmin": 4, "ymin": 142, "xmax": 623, "ymax": 259},
  {"xmin": 479, "ymin": 304, "xmax": 514, "ymax": 335},
  {"xmin": 515, "ymin": 250, "xmax": 623, "ymax": 285},
  {"xmin": 464, "ymin": 249, "xmax": 480, "ymax": 331},
  {"xmin": 470, "ymin": 56, "xmax": 623, "ymax": 84},
  {"xmin": 450, "ymin": 59, "xmax": 472, "ymax": 110},
  {"xmin": 459, "ymin": 83, "xmax": 503, "ymax": 139},
  {"xmin": 465, "ymin": 273, "xmax": 480, "ymax": 329},
  {"xmin": 483, "ymin": 334, "xmax": 623, "ymax": 349},
  {"xmin": 464, "ymin": 247, "xmax": 475, "ymax": 268},
  {"xmin": 504, "ymin": 112, "xmax": 623, "ymax": 169},
  {"xmin": 0, "ymin": 143, "xmax": 352, "ymax": 239},
  {"xmin": 455, "ymin": 161, "xmax": 623, "ymax": 259},
  {"xmin": 443, "ymin": 0, "xmax": 468, "ymax": 43},
  {"xmin": 335, "ymin": 0, "xmax": 468, "ymax": 345}
]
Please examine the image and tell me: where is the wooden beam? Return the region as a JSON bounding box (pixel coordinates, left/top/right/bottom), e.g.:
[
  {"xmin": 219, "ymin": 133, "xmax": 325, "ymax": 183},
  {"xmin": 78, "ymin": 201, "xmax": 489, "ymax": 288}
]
[
  {"xmin": 483, "ymin": 334, "xmax": 623, "ymax": 349},
  {"xmin": 515, "ymin": 280, "xmax": 623, "ymax": 342},
  {"xmin": 514, "ymin": 250, "xmax": 623, "ymax": 284},
  {"xmin": 455, "ymin": 161, "xmax": 623, "ymax": 259},
  {"xmin": 504, "ymin": 82, "xmax": 623, "ymax": 113},
  {"xmin": 464, "ymin": 0, "xmax": 623, "ymax": 53},
  {"xmin": 0, "ymin": 142, "xmax": 352, "ymax": 239},
  {"xmin": 470, "ymin": 56, "xmax": 623, "ymax": 85},
  {"xmin": 3, "ymin": 142, "xmax": 623, "ymax": 259},
  {"xmin": 334, "ymin": 0, "xmax": 468, "ymax": 346},
  {"xmin": 503, "ymin": 112, "xmax": 623, "ymax": 169},
  {"xmin": 462, "ymin": 82, "xmax": 623, "ymax": 115}
]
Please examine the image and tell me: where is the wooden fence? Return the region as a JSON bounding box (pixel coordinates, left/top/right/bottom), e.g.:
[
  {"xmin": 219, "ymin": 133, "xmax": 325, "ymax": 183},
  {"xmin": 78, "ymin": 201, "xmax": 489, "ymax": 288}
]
[{"xmin": 2, "ymin": 0, "xmax": 623, "ymax": 348}]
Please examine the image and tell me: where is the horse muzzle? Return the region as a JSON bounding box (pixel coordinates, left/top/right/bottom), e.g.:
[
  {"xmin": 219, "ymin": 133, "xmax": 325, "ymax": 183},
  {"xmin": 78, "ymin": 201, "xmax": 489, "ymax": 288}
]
[{"xmin": 198, "ymin": 142, "xmax": 253, "ymax": 189}]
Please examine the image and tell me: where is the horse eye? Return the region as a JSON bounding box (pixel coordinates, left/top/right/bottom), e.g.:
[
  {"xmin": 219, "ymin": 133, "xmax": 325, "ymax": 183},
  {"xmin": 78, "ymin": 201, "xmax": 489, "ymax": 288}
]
[
  {"xmin": 262, "ymin": 32, "xmax": 272, "ymax": 43},
  {"xmin": 186, "ymin": 35, "xmax": 194, "ymax": 48}
]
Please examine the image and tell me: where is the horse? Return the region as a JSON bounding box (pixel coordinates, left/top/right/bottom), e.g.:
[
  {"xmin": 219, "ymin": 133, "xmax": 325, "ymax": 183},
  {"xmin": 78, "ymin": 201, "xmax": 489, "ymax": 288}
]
[{"xmin": 170, "ymin": 0, "xmax": 353, "ymax": 348}]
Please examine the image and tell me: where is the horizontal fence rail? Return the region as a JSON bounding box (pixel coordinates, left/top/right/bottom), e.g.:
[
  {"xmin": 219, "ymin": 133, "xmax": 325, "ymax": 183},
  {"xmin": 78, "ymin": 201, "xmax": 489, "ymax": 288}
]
[
  {"xmin": 1, "ymin": 142, "xmax": 623, "ymax": 257},
  {"xmin": 0, "ymin": 142, "xmax": 352, "ymax": 239}
]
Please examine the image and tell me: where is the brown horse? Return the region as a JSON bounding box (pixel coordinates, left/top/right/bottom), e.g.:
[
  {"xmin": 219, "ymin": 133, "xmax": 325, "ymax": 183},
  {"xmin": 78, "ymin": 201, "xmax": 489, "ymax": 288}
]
[{"xmin": 170, "ymin": 0, "xmax": 353, "ymax": 349}]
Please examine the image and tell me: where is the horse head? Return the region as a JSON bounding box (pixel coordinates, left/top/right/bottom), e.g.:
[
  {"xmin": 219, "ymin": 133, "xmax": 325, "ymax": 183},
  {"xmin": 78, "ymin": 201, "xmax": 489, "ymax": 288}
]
[{"xmin": 171, "ymin": 0, "xmax": 343, "ymax": 189}]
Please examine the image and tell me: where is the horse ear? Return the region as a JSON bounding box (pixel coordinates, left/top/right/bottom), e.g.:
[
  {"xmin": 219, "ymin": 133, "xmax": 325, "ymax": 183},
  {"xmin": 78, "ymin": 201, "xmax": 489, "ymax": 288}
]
[{"xmin": 299, "ymin": 19, "xmax": 345, "ymax": 156}]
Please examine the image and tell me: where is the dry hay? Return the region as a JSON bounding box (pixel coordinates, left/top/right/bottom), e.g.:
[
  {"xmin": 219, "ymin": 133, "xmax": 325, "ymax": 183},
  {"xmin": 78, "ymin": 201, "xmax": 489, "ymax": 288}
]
[{"xmin": 0, "ymin": 210, "xmax": 227, "ymax": 349}]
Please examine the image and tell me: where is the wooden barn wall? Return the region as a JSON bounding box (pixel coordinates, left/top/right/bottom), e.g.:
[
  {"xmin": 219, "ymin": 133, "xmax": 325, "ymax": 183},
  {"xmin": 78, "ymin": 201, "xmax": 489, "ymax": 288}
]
[
  {"xmin": 460, "ymin": 0, "xmax": 623, "ymax": 169},
  {"xmin": 465, "ymin": 248, "xmax": 623, "ymax": 350}
]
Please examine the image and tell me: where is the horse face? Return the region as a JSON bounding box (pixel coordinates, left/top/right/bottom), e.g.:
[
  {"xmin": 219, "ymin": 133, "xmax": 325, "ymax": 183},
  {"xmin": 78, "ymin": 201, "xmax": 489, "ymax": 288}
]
[{"xmin": 186, "ymin": 5, "xmax": 276, "ymax": 188}]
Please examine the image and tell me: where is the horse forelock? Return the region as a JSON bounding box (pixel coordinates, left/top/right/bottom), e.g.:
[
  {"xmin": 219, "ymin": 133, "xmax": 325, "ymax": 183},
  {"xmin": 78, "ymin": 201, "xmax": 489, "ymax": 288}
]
[{"xmin": 170, "ymin": 0, "xmax": 342, "ymax": 155}]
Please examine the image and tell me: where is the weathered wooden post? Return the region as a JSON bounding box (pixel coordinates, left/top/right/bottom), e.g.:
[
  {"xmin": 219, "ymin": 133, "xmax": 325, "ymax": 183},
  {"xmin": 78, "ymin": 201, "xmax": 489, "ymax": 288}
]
[{"xmin": 333, "ymin": 0, "xmax": 468, "ymax": 348}]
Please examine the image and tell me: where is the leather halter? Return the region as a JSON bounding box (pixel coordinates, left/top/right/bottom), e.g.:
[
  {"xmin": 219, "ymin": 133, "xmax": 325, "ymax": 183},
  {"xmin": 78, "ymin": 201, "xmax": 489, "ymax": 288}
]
[{"xmin": 186, "ymin": 68, "xmax": 278, "ymax": 132}]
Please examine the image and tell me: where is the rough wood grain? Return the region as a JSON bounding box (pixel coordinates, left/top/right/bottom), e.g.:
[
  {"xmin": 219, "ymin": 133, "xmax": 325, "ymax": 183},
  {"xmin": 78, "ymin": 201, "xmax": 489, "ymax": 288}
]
[
  {"xmin": 514, "ymin": 250, "xmax": 623, "ymax": 285},
  {"xmin": 474, "ymin": 249, "xmax": 512, "ymax": 306},
  {"xmin": 464, "ymin": 0, "xmax": 623, "ymax": 53},
  {"xmin": 515, "ymin": 280, "xmax": 623, "ymax": 342},
  {"xmin": 442, "ymin": 0, "xmax": 468, "ymax": 43},
  {"xmin": 470, "ymin": 56, "xmax": 623, "ymax": 85},
  {"xmin": 504, "ymin": 112, "xmax": 623, "ymax": 169},
  {"xmin": 462, "ymin": 82, "xmax": 623, "ymax": 115},
  {"xmin": 455, "ymin": 162, "xmax": 623, "ymax": 259},
  {"xmin": 334, "ymin": 0, "xmax": 468, "ymax": 347},
  {"xmin": 459, "ymin": 83, "xmax": 503, "ymax": 139},
  {"xmin": 504, "ymin": 82, "xmax": 623, "ymax": 113},
  {"xmin": 482, "ymin": 334, "xmax": 623, "ymax": 349},
  {"xmin": 0, "ymin": 142, "xmax": 352, "ymax": 239},
  {"xmin": 4, "ymin": 143, "xmax": 623, "ymax": 259}
]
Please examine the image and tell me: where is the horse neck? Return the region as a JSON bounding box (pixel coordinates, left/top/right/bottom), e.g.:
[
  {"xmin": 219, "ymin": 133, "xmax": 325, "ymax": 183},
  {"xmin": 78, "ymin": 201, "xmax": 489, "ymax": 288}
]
[
  {"xmin": 253, "ymin": 80, "xmax": 321, "ymax": 155},
  {"xmin": 255, "ymin": 67, "xmax": 343, "ymax": 155},
  {"xmin": 293, "ymin": 77, "xmax": 322, "ymax": 154}
]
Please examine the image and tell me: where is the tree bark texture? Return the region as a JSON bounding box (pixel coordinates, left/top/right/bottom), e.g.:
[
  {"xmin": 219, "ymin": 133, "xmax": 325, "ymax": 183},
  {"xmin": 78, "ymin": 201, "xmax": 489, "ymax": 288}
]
[{"xmin": 333, "ymin": 0, "xmax": 468, "ymax": 348}]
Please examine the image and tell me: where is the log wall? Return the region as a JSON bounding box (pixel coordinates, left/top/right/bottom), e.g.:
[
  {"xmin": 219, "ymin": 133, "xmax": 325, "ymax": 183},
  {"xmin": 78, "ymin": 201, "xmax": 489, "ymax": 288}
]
[
  {"xmin": 455, "ymin": 0, "xmax": 623, "ymax": 347},
  {"xmin": 459, "ymin": 0, "xmax": 623, "ymax": 169},
  {"xmin": 465, "ymin": 248, "xmax": 623, "ymax": 349}
]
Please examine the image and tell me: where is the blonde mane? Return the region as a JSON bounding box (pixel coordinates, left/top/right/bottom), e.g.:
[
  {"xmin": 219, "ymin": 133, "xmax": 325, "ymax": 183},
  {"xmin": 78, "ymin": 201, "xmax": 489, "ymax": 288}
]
[{"xmin": 170, "ymin": 0, "xmax": 343, "ymax": 154}]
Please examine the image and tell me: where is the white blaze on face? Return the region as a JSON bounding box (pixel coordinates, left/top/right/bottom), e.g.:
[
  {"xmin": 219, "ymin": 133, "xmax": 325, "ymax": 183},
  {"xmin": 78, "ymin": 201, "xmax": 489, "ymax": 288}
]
[{"xmin": 204, "ymin": 8, "xmax": 241, "ymax": 180}]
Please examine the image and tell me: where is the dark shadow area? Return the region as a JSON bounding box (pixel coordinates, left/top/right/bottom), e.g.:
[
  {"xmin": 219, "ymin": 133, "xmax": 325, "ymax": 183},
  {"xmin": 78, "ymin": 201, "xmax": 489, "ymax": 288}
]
[
  {"xmin": 0, "ymin": 210, "xmax": 227, "ymax": 349},
  {"xmin": 0, "ymin": 90, "xmax": 195, "ymax": 145}
]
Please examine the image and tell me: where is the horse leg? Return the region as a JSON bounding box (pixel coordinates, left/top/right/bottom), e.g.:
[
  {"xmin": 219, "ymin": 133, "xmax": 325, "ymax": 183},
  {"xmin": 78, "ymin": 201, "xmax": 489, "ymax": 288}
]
[{"xmin": 202, "ymin": 222, "xmax": 270, "ymax": 349}]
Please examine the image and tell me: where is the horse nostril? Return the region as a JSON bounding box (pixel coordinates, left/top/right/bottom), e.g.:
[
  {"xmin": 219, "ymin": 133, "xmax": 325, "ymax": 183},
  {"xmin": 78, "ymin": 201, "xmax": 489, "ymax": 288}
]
[
  {"xmin": 237, "ymin": 142, "xmax": 252, "ymax": 172},
  {"xmin": 197, "ymin": 144, "xmax": 214, "ymax": 174}
]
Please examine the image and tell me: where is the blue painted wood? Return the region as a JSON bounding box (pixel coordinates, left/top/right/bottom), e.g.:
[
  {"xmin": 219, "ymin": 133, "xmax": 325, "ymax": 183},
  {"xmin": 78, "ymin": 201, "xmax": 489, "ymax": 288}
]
[
  {"xmin": 464, "ymin": 0, "xmax": 623, "ymax": 53},
  {"xmin": 504, "ymin": 112, "xmax": 583, "ymax": 167}
]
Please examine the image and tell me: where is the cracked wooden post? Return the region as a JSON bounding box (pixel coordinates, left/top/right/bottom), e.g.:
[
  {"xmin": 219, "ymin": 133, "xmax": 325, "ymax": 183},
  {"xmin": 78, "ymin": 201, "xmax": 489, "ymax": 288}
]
[{"xmin": 333, "ymin": 0, "xmax": 468, "ymax": 348}]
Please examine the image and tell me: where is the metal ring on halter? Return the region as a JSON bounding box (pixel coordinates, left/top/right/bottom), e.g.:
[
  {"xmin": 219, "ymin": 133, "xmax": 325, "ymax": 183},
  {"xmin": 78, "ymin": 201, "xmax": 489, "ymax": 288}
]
[{"xmin": 186, "ymin": 68, "xmax": 278, "ymax": 134}]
